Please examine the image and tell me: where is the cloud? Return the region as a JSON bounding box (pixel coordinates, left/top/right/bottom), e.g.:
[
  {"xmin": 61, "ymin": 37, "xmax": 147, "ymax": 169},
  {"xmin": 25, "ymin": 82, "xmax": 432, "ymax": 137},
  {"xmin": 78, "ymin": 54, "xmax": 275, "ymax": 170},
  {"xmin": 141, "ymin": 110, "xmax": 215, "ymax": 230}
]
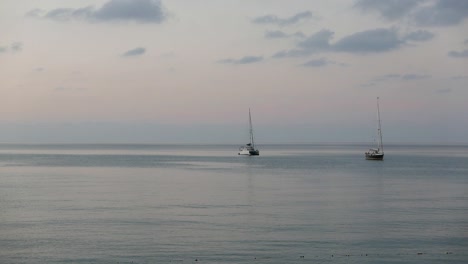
[
  {"xmin": 273, "ymin": 29, "xmax": 334, "ymax": 58},
  {"xmin": 122, "ymin": 47, "xmax": 146, "ymax": 57},
  {"xmin": 0, "ymin": 42, "xmax": 23, "ymax": 53},
  {"xmin": 450, "ymin": 75, "xmax": 468, "ymax": 80},
  {"xmin": 10, "ymin": 42, "xmax": 23, "ymax": 52},
  {"xmin": 273, "ymin": 27, "xmax": 434, "ymax": 58},
  {"xmin": 355, "ymin": 0, "xmax": 468, "ymax": 27},
  {"xmin": 264, "ymin": 30, "xmax": 305, "ymax": 39},
  {"xmin": 272, "ymin": 49, "xmax": 313, "ymax": 58},
  {"xmin": 94, "ymin": 0, "xmax": 167, "ymax": 23},
  {"xmin": 293, "ymin": 32, "xmax": 306, "ymax": 38},
  {"xmin": 300, "ymin": 58, "xmax": 347, "ymax": 68},
  {"xmin": 362, "ymin": 73, "xmax": 431, "ymax": 87},
  {"xmin": 301, "ymin": 58, "xmax": 328, "ymax": 67},
  {"xmin": 265, "ymin": 30, "xmax": 289, "ymax": 39},
  {"xmin": 44, "ymin": 7, "xmax": 93, "ymax": 21},
  {"xmin": 465, "ymin": 39, "xmax": 468, "ymax": 45},
  {"xmin": 252, "ymin": 11, "xmax": 315, "ymax": 26},
  {"xmin": 26, "ymin": 8, "xmax": 45, "ymax": 18},
  {"xmin": 436, "ymin": 88, "xmax": 452, "ymax": 94},
  {"xmin": 448, "ymin": 49, "xmax": 468, "ymax": 58},
  {"xmin": 382, "ymin": 74, "xmax": 401, "ymax": 79},
  {"xmin": 218, "ymin": 56, "xmax": 263, "ymax": 64},
  {"xmin": 55, "ymin": 86, "xmax": 66, "ymax": 91},
  {"xmin": 27, "ymin": 0, "xmax": 168, "ymax": 24},
  {"xmin": 354, "ymin": 0, "xmax": 423, "ymax": 20},
  {"xmin": 272, "ymin": 29, "xmax": 332, "ymax": 58},
  {"xmin": 158, "ymin": 51, "xmax": 175, "ymax": 59},
  {"xmin": 298, "ymin": 29, "xmax": 334, "ymax": 51},
  {"xmin": 377, "ymin": 73, "xmax": 431, "ymax": 81},
  {"xmin": 403, "ymin": 30, "xmax": 434, "ymax": 42},
  {"xmin": 333, "ymin": 28, "xmax": 402, "ymax": 53},
  {"xmin": 401, "ymin": 74, "xmax": 431, "ymax": 80},
  {"xmin": 412, "ymin": 0, "xmax": 468, "ymax": 27}
]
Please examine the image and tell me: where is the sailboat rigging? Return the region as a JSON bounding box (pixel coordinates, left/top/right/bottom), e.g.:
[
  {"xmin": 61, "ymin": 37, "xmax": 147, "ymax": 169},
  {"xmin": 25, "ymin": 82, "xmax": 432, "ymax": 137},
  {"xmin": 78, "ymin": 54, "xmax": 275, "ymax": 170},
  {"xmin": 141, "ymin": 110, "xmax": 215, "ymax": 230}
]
[
  {"xmin": 238, "ymin": 108, "xmax": 260, "ymax": 156},
  {"xmin": 365, "ymin": 97, "xmax": 384, "ymax": 160}
]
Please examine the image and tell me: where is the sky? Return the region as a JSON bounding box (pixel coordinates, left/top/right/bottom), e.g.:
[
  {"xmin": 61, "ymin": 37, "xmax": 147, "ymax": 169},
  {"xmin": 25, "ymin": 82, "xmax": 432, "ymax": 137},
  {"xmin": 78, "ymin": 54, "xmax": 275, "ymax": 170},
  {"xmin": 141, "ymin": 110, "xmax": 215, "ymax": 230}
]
[{"xmin": 1, "ymin": 0, "xmax": 467, "ymax": 144}]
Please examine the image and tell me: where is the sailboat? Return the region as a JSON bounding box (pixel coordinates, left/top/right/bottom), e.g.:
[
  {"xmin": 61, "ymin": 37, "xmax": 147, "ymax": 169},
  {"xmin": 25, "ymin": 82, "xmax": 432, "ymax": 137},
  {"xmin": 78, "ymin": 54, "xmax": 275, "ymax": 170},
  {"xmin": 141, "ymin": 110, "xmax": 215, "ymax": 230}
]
[
  {"xmin": 365, "ymin": 97, "xmax": 384, "ymax": 160},
  {"xmin": 238, "ymin": 108, "xmax": 260, "ymax": 156}
]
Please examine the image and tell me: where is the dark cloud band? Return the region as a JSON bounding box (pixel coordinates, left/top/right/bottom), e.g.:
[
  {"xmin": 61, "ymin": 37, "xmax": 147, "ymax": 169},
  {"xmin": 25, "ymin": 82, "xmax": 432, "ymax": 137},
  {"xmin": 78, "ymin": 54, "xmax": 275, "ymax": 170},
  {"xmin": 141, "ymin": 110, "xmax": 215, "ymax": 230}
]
[
  {"xmin": 355, "ymin": 0, "xmax": 468, "ymax": 27},
  {"xmin": 252, "ymin": 11, "xmax": 315, "ymax": 26},
  {"xmin": 122, "ymin": 47, "xmax": 146, "ymax": 57},
  {"xmin": 27, "ymin": 0, "xmax": 168, "ymax": 24},
  {"xmin": 273, "ymin": 27, "xmax": 434, "ymax": 58},
  {"xmin": 218, "ymin": 56, "xmax": 263, "ymax": 65}
]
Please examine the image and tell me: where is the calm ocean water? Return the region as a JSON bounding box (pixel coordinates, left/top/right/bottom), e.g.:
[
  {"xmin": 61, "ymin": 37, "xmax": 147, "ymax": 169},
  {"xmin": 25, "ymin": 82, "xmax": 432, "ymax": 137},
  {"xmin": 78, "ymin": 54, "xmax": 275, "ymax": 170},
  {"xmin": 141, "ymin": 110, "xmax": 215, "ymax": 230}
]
[{"xmin": 1, "ymin": 144, "xmax": 467, "ymax": 264}]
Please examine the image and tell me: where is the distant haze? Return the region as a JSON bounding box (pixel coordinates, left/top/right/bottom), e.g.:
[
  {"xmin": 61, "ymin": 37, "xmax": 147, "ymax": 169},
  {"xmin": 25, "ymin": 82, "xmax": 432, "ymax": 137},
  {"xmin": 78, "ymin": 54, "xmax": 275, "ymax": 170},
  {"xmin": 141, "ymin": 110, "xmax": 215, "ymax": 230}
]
[{"xmin": 1, "ymin": 0, "xmax": 467, "ymax": 143}]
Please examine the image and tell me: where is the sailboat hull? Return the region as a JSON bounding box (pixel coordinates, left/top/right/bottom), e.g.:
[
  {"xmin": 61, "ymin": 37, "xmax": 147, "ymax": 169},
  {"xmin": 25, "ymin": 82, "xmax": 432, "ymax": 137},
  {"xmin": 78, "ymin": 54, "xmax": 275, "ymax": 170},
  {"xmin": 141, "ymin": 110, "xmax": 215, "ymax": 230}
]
[
  {"xmin": 238, "ymin": 146, "xmax": 259, "ymax": 156},
  {"xmin": 238, "ymin": 149, "xmax": 251, "ymax": 155},
  {"xmin": 249, "ymin": 150, "xmax": 259, "ymax": 156},
  {"xmin": 365, "ymin": 153, "xmax": 384, "ymax": 160}
]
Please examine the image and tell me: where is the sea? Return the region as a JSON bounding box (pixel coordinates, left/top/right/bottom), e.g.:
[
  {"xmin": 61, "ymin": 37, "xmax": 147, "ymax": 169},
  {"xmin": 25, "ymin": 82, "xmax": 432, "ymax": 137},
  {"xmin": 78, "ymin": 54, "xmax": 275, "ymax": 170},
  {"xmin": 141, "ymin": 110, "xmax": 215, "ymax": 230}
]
[{"xmin": 0, "ymin": 144, "xmax": 467, "ymax": 264}]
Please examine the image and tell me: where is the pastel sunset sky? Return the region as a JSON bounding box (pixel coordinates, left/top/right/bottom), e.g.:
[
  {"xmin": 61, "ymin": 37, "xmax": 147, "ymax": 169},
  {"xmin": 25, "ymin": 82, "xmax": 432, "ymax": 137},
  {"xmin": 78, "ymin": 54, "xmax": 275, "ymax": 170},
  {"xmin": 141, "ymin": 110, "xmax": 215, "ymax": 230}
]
[{"xmin": 1, "ymin": 0, "xmax": 467, "ymax": 143}]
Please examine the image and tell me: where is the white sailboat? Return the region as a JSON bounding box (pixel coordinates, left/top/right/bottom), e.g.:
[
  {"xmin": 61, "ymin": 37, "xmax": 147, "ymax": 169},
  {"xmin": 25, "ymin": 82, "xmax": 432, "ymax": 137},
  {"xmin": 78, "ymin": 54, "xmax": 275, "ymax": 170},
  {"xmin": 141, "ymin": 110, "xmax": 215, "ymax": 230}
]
[
  {"xmin": 238, "ymin": 108, "xmax": 260, "ymax": 156},
  {"xmin": 365, "ymin": 97, "xmax": 384, "ymax": 160}
]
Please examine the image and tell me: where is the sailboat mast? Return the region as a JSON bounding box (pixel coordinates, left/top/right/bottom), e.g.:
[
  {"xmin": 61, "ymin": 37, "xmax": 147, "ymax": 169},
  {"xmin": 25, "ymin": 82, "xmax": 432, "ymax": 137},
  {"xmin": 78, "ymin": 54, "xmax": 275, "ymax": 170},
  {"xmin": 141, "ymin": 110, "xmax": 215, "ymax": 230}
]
[
  {"xmin": 249, "ymin": 108, "xmax": 255, "ymax": 148},
  {"xmin": 377, "ymin": 97, "xmax": 383, "ymax": 153}
]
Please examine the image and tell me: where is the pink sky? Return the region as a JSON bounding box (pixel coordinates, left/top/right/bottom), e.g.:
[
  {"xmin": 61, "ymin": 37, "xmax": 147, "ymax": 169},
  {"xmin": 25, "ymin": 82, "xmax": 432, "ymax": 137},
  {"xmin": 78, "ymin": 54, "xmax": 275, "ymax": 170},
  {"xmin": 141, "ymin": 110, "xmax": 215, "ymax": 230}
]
[{"xmin": 1, "ymin": 0, "xmax": 467, "ymax": 143}]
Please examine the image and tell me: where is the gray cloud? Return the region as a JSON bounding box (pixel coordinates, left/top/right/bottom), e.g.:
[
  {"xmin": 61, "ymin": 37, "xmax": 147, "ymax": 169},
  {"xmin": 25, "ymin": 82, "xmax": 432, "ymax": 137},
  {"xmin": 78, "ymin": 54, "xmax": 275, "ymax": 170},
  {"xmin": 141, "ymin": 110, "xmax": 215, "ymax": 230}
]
[
  {"xmin": 382, "ymin": 74, "xmax": 401, "ymax": 79},
  {"xmin": 94, "ymin": 0, "xmax": 166, "ymax": 23},
  {"xmin": 122, "ymin": 47, "xmax": 146, "ymax": 57},
  {"xmin": 333, "ymin": 28, "xmax": 402, "ymax": 53},
  {"xmin": 403, "ymin": 30, "xmax": 434, "ymax": 42},
  {"xmin": 11, "ymin": 42, "xmax": 23, "ymax": 52},
  {"xmin": 293, "ymin": 32, "xmax": 306, "ymax": 39},
  {"xmin": 265, "ymin": 30, "xmax": 289, "ymax": 39},
  {"xmin": 271, "ymin": 29, "xmax": 332, "ymax": 58},
  {"xmin": 451, "ymin": 75, "xmax": 468, "ymax": 80},
  {"xmin": 45, "ymin": 7, "xmax": 93, "ymax": 21},
  {"xmin": 265, "ymin": 30, "xmax": 306, "ymax": 39},
  {"xmin": 272, "ymin": 49, "xmax": 313, "ymax": 59},
  {"xmin": 379, "ymin": 73, "xmax": 431, "ymax": 81},
  {"xmin": 361, "ymin": 73, "xmax": 431, "ymax": 87},
  {"xmin": 300, "ymin": 58, "xmax": 347, "ymax": 68},
  {"xmin": 26, "ymin": 8, "xmax": 45, "ymax": 18},
  {"xmin": 413, "ymin": 0, "xmax": 468, "ymax": 27},
  {"xmin": 436, "ymin": 88, "xmax": 452, "ymax": 94},
  {"xmin": 274, "ymin": 27, "xmax": 434, "ymax": 58},
  {"xmin": 448, "ymin": 49, "xmax": 468, "ymax": 58},
  {"xmin": 354, "ymin": 0, "xmax": 423, "ymax": 20},
  {"xmin": 28, "ymin": 0, "xmax": 168, "ymax": 24},
  {"xmin": 355, "ymin": 0, "xmax": 468, "ymax": 27},
  {"xmin": 0, "ymin": 42, "xmax": 23, "ymax": 53},
  {"xmin": 298, "ymin": 29, "xmax": 334, "ymax": 51},
  {"xmin": 401, "ymin": 74, "xmax": 431, "ymax": 80},
  {"xmin": 302, "ymin": 58, "xmax": 328, "ymax": 67},
  {"xmin": 465, "ymin": 39, "xmax": 468, "ymax": 45},
  {"xmin": 218, "ymin": 56, "xmax": 263, "ymax": 64},
  {"xmin": 252, "ymin": 11, "xmax": 315, "ymax": 26}
]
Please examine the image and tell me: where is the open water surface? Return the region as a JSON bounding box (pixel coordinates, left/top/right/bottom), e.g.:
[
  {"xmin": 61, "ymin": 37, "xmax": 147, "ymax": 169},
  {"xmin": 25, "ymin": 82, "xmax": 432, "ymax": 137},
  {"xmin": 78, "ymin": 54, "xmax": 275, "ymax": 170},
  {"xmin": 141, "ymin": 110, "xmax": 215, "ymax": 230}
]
[{"xmin": 1, "ymin": 144, "xmax": 467, "ymax": 263}]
